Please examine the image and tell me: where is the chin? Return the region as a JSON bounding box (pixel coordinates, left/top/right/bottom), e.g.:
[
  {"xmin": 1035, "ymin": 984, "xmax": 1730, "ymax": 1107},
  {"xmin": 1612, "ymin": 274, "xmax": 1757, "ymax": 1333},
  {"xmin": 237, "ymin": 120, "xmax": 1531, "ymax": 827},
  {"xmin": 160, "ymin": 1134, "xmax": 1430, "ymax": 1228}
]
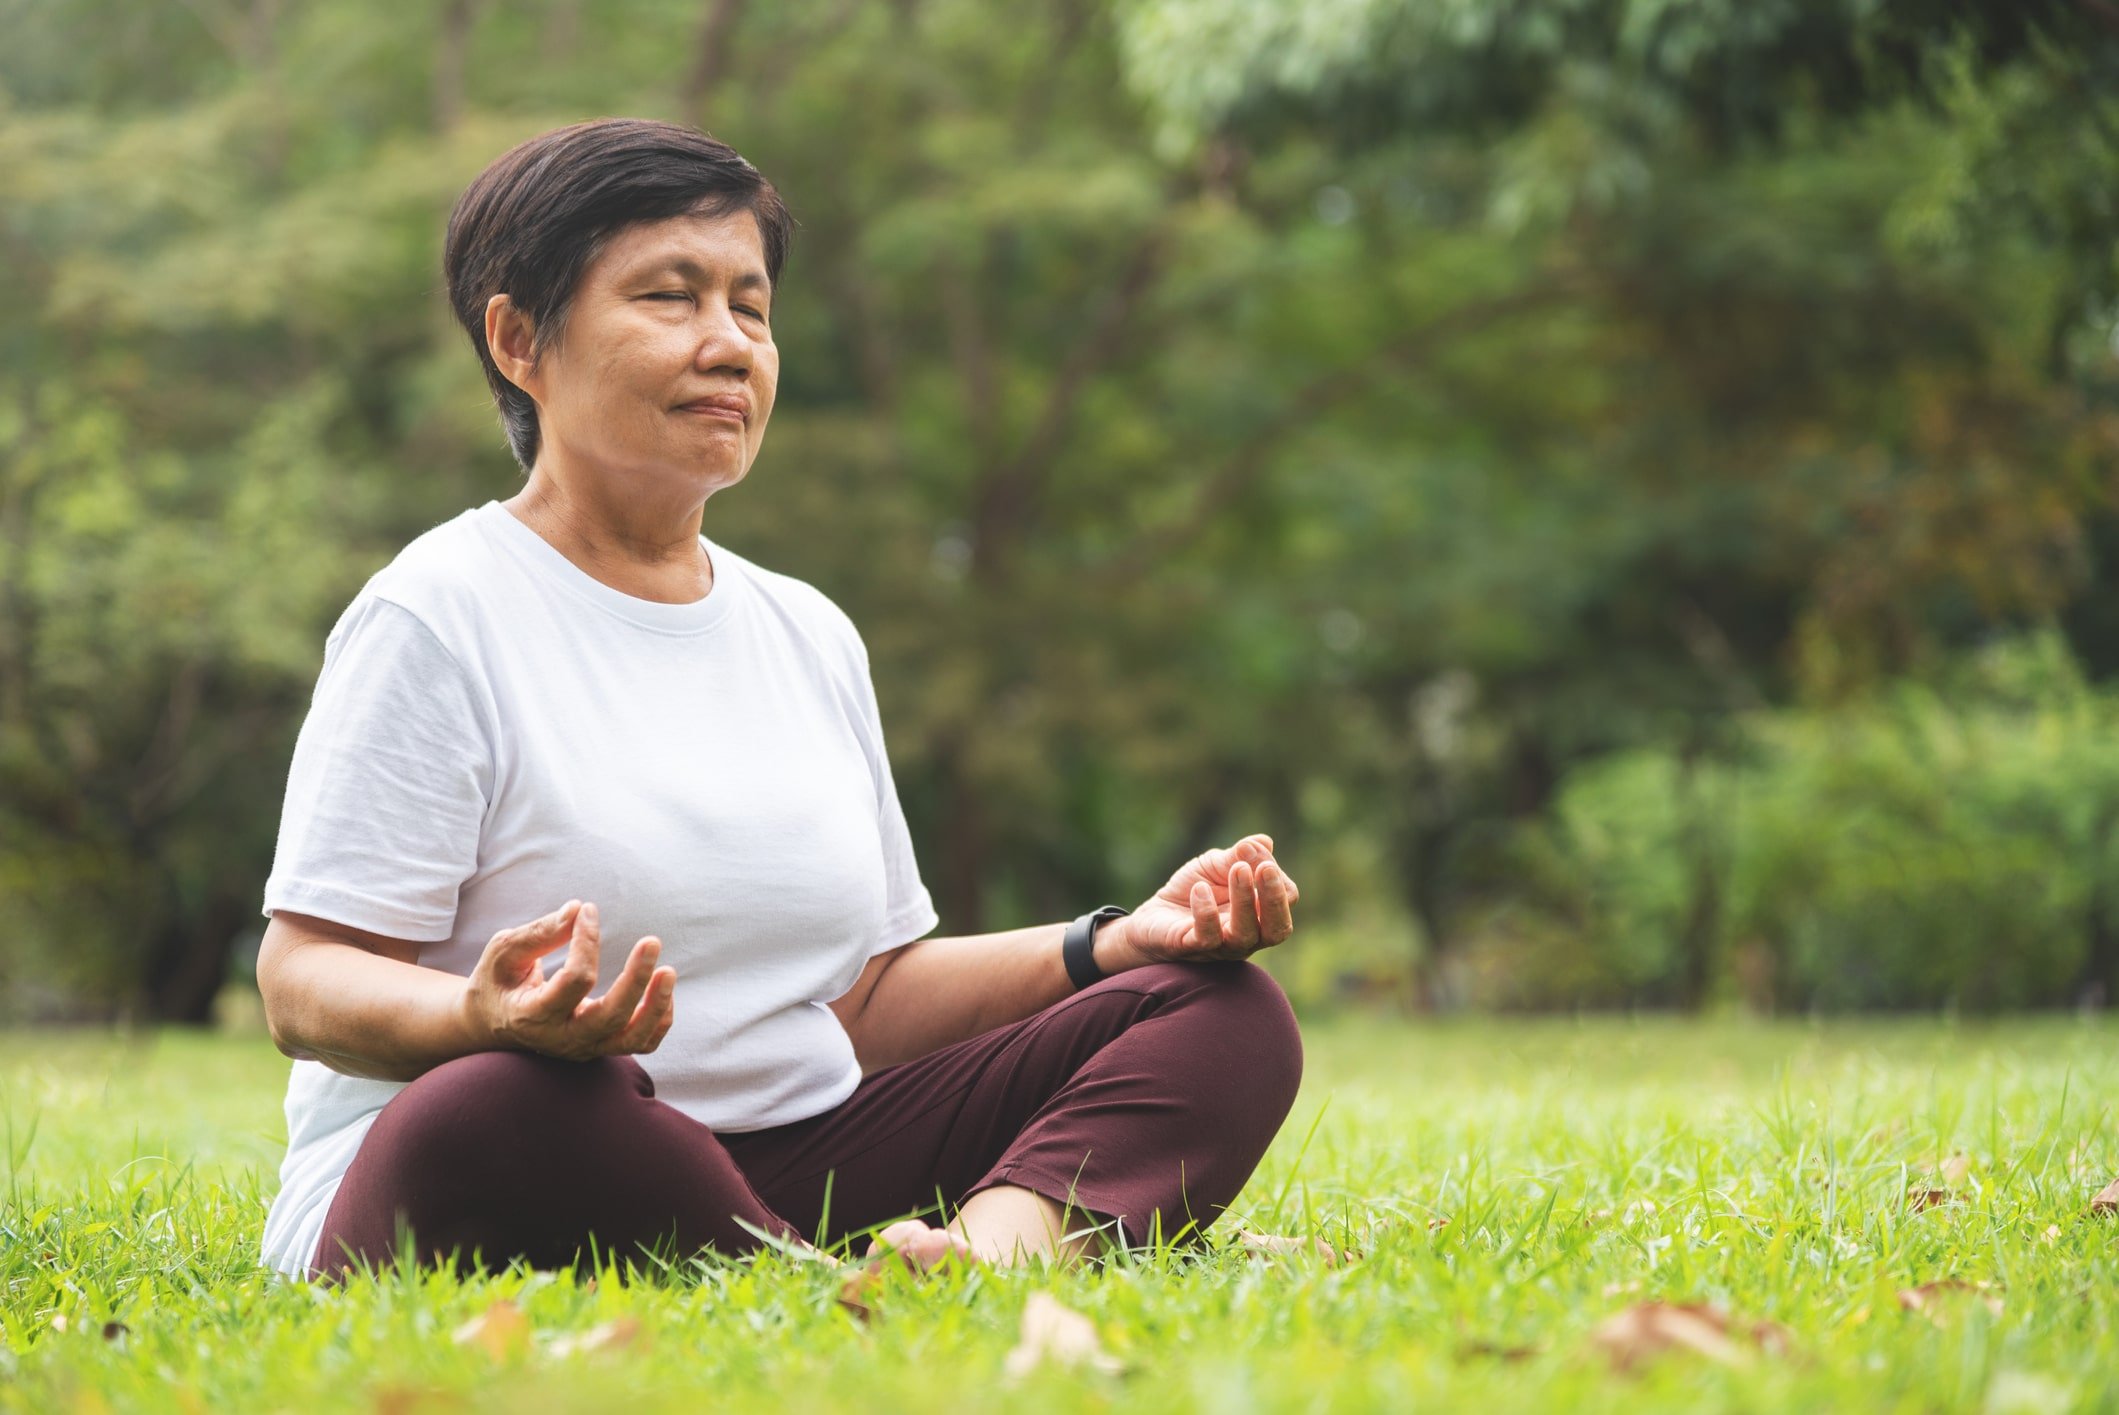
[{"xmin": 675, "ymin": 455, "xmax": 752, "ymax": 497}]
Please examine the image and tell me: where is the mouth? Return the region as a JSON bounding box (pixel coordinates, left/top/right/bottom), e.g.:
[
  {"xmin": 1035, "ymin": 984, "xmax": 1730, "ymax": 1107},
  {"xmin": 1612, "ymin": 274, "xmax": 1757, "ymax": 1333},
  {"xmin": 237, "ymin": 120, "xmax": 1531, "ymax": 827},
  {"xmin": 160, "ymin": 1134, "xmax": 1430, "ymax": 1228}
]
[{"xmin": 676, "ymin": 396, "xmax": 750, "ymax": 425}]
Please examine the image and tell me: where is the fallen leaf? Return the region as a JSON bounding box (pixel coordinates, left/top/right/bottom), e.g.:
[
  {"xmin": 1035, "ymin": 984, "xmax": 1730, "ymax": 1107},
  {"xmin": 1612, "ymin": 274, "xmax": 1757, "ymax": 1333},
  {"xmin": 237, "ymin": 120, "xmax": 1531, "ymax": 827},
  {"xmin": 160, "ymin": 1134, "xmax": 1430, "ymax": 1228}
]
[
  {"xmin": 1589, "ymin": 1302, "xmax": 1788, "ymax": 1372},
  {"xmin": 1938, "ymin": 1154, "xmax": 1972, "ymax": 1186},
  {"xmin": 369, "ymin": 1387, "xmax": 423, "ymax": 1415},
  {"xmin": 1457, "ymin": 1339, "xmax": 1539, "ymax": 1363},
  {"xmin": 1897, "ymin": 1281, "xmax": 2003, "ymax": 1320},
  {"xmin": 1907, "ymin": 1187, "xmax": 1953, "ymax": 1213},
  {"xmin": 836, "ymin": 1265, "xmax": 883, "ymax": 1323},
  {"xmin": 1237, "ymin": 1231, "xmax": 1338, "ymax": 1266},
  {"xmin": 1427, "ymin": 1217, "xmax": 1450, "ymax": 1232},
  {"xmin": 547, "ymin": 1318, "xmax": 643, "ymax": 1359},
  {"xmin": 1003, "ymin": 1294, "xmax": 1124, "ymax": 1381},
  {"xmin": 99, "ymin": 1321, "xmax": 128, "ymax": 1345},
  {"xmin": 2092, "ymin": 1177, "xmax": 2119, "ymax": 1216},
  {"xmin": 451, "ymin": 1300, "xmax": 530, "ymax": 1361},
  {"xmin": 2043, "ymin": 1224, "xmax": 2063, "ymax": 1244},
  {"xmin": 1749, "ymin": 1318, "xmax": 1797, "ymax": 1357}
]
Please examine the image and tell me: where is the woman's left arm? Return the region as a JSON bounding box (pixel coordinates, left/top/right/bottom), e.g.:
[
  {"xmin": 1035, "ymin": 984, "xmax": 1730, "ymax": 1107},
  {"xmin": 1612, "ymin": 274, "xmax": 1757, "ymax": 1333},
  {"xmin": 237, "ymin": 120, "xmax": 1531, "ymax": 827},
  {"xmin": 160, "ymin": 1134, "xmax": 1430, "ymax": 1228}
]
[{"xmin": 829, "ymin": 834, "xmax": 1298, "ymax": 1074}]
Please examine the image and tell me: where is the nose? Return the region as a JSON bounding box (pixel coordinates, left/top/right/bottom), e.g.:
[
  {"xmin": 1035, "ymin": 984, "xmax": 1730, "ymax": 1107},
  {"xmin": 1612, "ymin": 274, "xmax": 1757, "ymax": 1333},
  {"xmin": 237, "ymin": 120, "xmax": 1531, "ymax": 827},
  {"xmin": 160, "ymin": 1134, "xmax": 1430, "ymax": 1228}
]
[{"xmin": 692, "ymin": 298, "xmax": 753, "ymax": 376}]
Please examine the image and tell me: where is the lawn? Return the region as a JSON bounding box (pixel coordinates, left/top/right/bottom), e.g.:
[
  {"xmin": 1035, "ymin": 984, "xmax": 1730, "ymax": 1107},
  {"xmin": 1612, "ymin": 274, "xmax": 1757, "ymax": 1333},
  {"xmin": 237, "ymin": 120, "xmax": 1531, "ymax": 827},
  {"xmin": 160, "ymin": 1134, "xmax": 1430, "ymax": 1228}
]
[{"xmin": 2, "ymin": 1017, "xmax": 2117, "ymax": 1412}]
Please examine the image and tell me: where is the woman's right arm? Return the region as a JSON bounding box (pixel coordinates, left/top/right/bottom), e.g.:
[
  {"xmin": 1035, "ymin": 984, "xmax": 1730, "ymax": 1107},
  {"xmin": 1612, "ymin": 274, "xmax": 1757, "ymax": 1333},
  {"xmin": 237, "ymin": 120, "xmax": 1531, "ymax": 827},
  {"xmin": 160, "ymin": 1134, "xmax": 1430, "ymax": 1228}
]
[{"xmin": 257, "ymin": 899, "xmax": 677, "ymax": 1083}]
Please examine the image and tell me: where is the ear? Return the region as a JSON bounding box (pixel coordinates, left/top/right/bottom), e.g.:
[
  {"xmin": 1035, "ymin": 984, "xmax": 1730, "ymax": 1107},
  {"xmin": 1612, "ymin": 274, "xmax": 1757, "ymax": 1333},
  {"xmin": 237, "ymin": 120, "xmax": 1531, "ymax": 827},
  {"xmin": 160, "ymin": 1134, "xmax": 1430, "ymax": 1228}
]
[{"xmin": 484, "ymin": 294, "xmax": 540, "ymax": 395}]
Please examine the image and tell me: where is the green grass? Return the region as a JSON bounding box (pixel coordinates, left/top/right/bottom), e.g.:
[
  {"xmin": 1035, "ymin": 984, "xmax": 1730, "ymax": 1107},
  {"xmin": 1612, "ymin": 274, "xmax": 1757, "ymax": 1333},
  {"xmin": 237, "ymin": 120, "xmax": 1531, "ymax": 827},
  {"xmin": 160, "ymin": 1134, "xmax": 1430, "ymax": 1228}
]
[{"xmin": 3, "ymin": 1017, "xmax": 2117, "ymax": 1412}]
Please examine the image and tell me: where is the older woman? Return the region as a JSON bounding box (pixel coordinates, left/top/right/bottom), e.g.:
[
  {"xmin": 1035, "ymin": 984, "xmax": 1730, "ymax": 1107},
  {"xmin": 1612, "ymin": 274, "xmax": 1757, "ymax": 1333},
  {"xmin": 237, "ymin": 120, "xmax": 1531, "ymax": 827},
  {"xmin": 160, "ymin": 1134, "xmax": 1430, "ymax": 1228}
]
[{"xmin": 254, "ymin": 118, "xmax": 1304, "ymax": 1281}]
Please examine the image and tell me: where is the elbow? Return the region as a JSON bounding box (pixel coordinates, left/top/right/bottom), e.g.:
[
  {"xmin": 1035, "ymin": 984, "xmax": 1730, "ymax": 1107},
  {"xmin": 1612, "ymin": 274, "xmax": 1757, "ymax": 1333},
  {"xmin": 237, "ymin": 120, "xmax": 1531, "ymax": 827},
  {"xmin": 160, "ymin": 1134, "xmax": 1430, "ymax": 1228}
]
[
  {"xmin": 254, "ymin": 924, "xmax": 304, "ymax": 1059},
  {"xmin": 265, "ymin": 1009, "xmax": 302, "ymax": 1060}
]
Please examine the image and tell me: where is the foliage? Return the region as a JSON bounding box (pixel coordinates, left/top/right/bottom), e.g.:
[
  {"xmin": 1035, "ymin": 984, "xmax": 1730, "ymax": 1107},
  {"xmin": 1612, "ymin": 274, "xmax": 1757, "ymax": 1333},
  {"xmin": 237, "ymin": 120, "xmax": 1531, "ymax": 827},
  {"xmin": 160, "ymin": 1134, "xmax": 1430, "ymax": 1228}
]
[
  {"xmin": 4, "ymin": 1021, "xmax": 2119, "ymax": 1409},
  {"xmin": 1499, "ymin": 634, "xmax": 2119, "ymax": 1011},
  {"xmin": 4, "ymin": 1, "xmax": 2119, "ymax": 1014}
]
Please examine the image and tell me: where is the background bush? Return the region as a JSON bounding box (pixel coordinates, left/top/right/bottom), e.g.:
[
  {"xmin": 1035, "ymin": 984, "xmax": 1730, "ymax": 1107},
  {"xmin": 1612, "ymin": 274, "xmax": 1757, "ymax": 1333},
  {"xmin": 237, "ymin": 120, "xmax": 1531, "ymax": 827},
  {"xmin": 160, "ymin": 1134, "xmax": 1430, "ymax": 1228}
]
[{"xmin": 1489, "ymin": 635, "xmax": 2119, "ymax": 1012}]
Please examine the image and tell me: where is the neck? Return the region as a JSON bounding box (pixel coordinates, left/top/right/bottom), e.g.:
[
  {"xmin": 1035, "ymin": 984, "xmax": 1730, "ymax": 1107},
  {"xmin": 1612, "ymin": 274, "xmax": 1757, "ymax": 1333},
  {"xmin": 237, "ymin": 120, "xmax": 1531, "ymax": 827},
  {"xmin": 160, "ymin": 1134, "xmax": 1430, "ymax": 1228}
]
[{"xmin": 504, "ymin": 465, "xmax": 715, "ymax": 605}]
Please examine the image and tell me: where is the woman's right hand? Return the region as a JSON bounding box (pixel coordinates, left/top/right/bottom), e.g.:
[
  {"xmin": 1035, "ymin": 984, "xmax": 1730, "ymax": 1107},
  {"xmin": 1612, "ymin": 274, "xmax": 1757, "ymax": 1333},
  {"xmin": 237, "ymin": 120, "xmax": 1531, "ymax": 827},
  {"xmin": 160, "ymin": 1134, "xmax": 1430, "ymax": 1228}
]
[{"xmin": 463, "ymin": 900, "xmax": 676, "ymax": 1061}]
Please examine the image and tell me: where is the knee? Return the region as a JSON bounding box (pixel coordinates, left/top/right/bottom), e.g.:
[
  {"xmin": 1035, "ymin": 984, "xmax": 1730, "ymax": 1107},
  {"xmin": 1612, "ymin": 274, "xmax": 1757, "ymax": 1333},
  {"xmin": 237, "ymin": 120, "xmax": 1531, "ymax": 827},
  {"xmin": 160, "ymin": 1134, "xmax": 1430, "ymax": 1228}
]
[
  {"xmin": 377, "ymin": 1052, "xmax": 645, "ymax": 1163},
  {"xmin": 419, "ymin": 1048, "xmax": 641, "ymax": 1104},
  {"xmin": 1136, "ymin": 960, "xmax": 1304, "ymax": 1103}
]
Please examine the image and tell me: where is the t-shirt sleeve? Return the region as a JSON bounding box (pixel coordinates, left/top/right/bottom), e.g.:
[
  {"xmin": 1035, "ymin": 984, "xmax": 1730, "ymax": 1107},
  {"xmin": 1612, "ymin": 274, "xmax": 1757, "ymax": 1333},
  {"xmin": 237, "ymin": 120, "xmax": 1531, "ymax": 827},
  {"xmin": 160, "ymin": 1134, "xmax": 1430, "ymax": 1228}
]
[
  {"xmin": 262, "ymin": 595, "xmax": 494, "ymax": 942},
  {"xmin": 844, "ymin": 634, "xmax": 939, "ymax": 957}
]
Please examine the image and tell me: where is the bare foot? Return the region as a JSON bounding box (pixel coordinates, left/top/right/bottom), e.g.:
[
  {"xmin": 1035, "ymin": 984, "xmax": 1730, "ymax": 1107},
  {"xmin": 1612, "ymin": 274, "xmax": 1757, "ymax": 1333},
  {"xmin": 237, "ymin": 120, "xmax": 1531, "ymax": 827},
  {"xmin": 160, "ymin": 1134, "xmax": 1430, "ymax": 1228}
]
[
  {"xmin": 837, "ymin": 1220, "xmax": 980, "ymax": 1320},
  {"xmin": 864, "ymin": 1219, "xmax": 979, "ymax": 1274}
]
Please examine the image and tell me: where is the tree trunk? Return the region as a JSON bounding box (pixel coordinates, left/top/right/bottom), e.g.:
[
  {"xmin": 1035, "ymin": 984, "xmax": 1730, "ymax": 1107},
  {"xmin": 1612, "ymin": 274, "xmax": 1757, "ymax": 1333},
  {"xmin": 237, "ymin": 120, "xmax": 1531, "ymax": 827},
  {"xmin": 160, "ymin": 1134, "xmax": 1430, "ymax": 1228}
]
[
  {"xmin": 933, "ymin": 739, "xmax": 987, "ymax": 935},
  {"xmin": 433, "ymin": 0, "xmax": 484, "ymax": 133},
  {"xmin": 2079, "ymin": 800, "xmax": 2119, "ymax": 1008},
  {"xmin": 1672, "ymin": 741, "xmax": 1723, "ymax": 1012},
  {"xmin": 679, "ymin": 0, "xmax": 748, "ymax": 122},
  {"xmin": 144, "ymin": 882, "xmax": 248, "ymax": 1023}
]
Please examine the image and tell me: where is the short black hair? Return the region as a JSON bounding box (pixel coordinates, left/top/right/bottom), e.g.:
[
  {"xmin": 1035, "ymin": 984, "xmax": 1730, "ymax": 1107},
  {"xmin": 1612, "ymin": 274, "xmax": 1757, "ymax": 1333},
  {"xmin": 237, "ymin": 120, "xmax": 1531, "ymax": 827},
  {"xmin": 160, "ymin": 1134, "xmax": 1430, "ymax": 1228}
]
[{"xmin": 443, "ymin": 118, "xmax": 794, "ymax": 472}]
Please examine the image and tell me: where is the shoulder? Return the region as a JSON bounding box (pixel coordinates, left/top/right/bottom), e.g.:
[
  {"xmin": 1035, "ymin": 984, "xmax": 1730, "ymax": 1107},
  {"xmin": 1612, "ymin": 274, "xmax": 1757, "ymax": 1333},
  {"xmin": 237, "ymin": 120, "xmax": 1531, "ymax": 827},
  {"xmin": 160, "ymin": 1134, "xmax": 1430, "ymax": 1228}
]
[
  {"xmin": 717, "ymin": 543, "xmax": 868, "ymax": 670},
  {"xmin": 332, "ymin": 506, "xmax": 501, "ymax": 660}
]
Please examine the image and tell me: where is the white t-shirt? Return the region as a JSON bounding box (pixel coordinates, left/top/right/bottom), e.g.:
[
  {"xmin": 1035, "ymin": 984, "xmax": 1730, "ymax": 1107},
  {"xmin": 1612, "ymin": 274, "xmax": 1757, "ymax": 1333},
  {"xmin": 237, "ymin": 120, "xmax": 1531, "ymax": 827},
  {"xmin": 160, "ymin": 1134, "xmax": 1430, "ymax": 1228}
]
[{"xmin": 255, "ymin": 501, "xmax": 938, "ymax": 1278}]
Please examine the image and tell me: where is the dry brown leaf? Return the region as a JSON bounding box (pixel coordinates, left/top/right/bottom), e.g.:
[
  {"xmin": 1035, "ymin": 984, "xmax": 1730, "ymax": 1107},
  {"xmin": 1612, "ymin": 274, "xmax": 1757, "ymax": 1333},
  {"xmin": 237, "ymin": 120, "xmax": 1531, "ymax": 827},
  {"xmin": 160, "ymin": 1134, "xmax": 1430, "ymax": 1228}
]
[
  {"xmin": 1938, "ymin": 1154, "xmax": 1972, "ymax": 1186},
  {"xmin": 1458, "ymin": 1339, "xmax": 1539, "ymax": 1364},
  {"xmin": 1907, "ymin": 1187, "xmax": 1953, "ymax": 1213},
  {"xmin": 1236, "ymin": 1231, "xmax": 1339, "ymax": 1266},
  {"xmin": 451, "ymin": 1300, "xmax": 530, "ymax": 1361},
  {"xmin": 370, "ymin": 1387, "xmax": 465, "ymax": 1415},
  {"xmin": 1897, "ymin": 1281, "xmax": 2003, "ymax": 1320},
  {"xmin": 547, "ymin": 1318, "xmax": 644, "ymax": 1359},
  {"xmin": 1427, "ymin": 1217, "xmax": 1450, "ymax": 1232},
  {"xmin": 1589, "ymin": 1302, "xmax": 1788, "ymax": 1372},
  {"xmin": 1003, "ymin": 1294, "xmax": 1124, "ymax": 1381},
  {"xmin": 2092, "ymin": 1177, "xmax": 2119, "ymax": 1216},
  {"xmin": 836, "ymin": 1265, "xmax": 883, "ymax": 1323},
  {"xmin": 1749, "ymin": 1318, "xmax": 1797, "ymax": 1357},
  {"xmin": 371, "ymin": 1387, "xmax": 418, "ymax": 1415}
]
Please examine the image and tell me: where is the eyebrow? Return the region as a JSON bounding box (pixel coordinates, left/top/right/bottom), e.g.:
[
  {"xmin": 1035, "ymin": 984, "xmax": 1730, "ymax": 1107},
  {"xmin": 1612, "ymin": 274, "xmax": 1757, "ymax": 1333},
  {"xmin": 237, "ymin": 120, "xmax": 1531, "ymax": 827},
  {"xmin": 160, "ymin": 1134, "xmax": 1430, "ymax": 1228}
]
[{"xmin": 635, "ymin": 256, "xmax": 771, "ymax": 295}]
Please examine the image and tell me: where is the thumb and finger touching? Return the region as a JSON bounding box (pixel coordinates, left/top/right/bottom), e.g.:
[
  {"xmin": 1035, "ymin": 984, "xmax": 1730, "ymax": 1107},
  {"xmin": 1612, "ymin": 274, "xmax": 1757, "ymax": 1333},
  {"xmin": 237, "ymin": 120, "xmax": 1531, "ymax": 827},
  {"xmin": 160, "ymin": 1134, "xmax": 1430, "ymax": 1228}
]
[
  {"xmin": 1181, "ymin": 853, "xmax": 1297, "ymax": 953},
  {"xmin": 483, "ymin": 900, "xmax": 581, "ymax": 985},
  {"xmin": 528, "ymin": 900, "xmax": 603, "ymax": 1017}
]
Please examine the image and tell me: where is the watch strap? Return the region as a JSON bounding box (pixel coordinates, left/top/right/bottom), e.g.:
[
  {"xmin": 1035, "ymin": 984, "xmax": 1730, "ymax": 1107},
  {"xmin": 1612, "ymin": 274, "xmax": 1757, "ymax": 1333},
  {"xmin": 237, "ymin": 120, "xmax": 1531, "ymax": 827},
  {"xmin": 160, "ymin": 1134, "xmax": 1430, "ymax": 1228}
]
[{"xmin": 1062, "ymin": 905, "xmax": 1131, "ymax": 991}]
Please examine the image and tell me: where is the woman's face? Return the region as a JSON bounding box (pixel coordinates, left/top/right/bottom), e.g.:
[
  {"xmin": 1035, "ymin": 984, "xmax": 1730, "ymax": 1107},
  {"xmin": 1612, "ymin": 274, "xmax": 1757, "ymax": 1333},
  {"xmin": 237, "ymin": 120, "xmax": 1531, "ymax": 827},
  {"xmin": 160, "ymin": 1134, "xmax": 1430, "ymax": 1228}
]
[{"xmin": 510, "ymin": 209, "xmax": 778, "ymax": 504}]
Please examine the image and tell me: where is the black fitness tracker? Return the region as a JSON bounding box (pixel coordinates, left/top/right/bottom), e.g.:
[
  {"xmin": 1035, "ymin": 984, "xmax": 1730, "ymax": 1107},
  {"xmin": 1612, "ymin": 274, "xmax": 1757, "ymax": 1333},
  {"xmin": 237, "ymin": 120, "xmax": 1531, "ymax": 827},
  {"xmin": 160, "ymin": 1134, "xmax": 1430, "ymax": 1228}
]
[{"xmin": 1063, "ymin": 905, "xmax": 1132, "ymax": 991}]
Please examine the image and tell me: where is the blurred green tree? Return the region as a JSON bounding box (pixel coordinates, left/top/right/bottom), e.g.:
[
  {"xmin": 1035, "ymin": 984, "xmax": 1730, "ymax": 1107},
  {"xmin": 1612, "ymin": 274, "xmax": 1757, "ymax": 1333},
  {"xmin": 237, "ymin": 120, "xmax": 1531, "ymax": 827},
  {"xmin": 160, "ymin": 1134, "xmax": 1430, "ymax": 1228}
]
[
  {"xmin": 1121, "ymin": 0, "xmax": 2119, "ymax": 1004},
  {"xmin": 3, "ymin": 0, "xmax": 2117, "ymax": 1016}
]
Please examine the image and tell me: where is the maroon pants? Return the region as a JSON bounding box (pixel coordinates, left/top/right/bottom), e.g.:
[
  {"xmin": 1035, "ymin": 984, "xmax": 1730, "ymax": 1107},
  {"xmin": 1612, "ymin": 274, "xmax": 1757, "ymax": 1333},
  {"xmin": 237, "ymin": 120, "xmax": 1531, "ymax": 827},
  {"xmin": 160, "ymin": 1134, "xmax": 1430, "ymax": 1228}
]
[{"xmin": 310, "ymin": 960, "xmax": 1303, "ymax": 1277}]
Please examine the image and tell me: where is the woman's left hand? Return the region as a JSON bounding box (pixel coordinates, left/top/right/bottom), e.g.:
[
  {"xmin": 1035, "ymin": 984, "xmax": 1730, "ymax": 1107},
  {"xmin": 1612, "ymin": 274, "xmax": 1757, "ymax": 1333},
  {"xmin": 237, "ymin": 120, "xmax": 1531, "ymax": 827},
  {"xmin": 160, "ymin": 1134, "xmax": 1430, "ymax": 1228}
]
[{"xmin": 1098, "ymin": 833, "xmax": 1301, "ymax": 969}]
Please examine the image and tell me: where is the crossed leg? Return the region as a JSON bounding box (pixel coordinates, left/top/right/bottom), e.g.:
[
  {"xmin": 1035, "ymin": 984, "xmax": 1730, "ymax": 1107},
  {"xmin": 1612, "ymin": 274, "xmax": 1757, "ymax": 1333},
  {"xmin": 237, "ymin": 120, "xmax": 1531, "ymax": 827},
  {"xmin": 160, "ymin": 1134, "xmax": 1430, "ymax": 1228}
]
[{"xmin": 309, "ymin": 960, "xmax": 1303, "ymax": 1279}]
